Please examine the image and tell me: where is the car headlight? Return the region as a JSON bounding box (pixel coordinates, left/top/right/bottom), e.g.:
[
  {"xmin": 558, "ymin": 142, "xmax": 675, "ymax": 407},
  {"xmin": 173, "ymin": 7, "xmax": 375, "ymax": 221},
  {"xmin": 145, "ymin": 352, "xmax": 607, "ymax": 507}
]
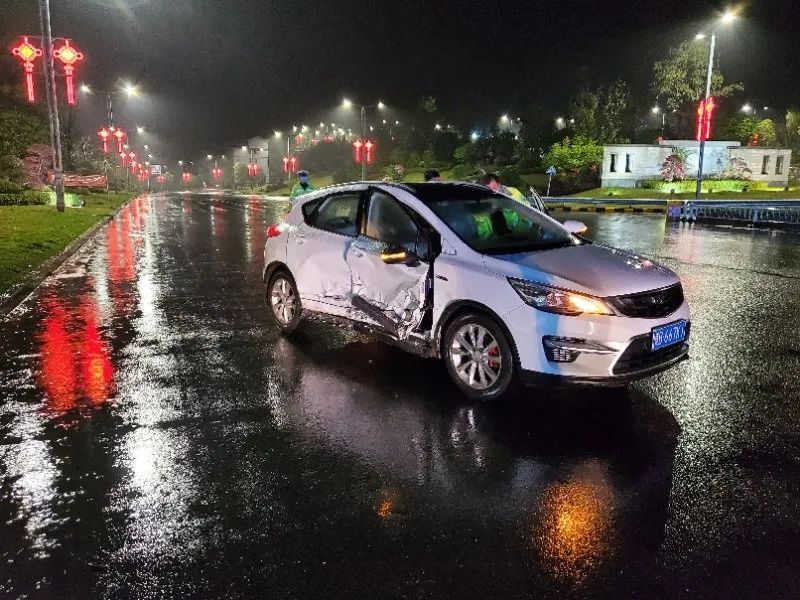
[{"xmin": 508, "ymin": 278, "xmax": 612, "ymax": 316}]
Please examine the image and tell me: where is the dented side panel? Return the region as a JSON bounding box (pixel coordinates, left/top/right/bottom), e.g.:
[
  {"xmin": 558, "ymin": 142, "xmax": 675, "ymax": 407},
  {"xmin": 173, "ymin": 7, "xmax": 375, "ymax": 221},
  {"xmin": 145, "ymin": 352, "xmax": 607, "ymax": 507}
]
[{"xmin": 345, "ymin": 236, "xmax": 429, "ymax": 340}]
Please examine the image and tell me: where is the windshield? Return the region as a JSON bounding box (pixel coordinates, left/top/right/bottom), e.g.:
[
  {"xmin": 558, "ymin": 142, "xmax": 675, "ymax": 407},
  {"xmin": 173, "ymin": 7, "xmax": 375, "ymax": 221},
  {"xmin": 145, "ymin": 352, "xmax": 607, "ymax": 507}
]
[{"xmin": 425, "ymin": 193, "xmax": 581, "ymax": 254}]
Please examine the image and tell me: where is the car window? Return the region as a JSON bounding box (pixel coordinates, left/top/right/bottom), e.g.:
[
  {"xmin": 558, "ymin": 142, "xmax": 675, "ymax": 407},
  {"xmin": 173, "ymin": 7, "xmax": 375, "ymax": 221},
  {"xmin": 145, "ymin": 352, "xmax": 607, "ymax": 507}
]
[
  {"xmin": 426, "ymin": 193, "xmax": 579, "ymax": 255},
  {"xmin": 365, "ymin": 192, "xmax": 420, "ymax": 252},
  {"xmin": 305, "ymin": 192, "xmax": 361, "ymax": 237}
]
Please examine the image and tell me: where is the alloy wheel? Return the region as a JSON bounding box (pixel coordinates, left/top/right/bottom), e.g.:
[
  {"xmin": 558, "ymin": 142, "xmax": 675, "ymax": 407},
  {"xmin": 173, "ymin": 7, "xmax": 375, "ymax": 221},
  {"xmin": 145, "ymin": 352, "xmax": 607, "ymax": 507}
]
[
  {"xmin": 270, "ymin": 278, "xmax": 296, "ymax": 325},
  {"xmin": 449, "ymin": 323, "xmax": 502, "ymax": 390}
]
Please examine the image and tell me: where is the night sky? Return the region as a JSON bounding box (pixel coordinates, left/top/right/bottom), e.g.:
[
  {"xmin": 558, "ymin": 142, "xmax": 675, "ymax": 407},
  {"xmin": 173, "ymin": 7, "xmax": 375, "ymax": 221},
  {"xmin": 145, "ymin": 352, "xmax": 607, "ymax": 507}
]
[{"xmin": 2, "ymin": 0, "xmax": 798, "ymax": 159}]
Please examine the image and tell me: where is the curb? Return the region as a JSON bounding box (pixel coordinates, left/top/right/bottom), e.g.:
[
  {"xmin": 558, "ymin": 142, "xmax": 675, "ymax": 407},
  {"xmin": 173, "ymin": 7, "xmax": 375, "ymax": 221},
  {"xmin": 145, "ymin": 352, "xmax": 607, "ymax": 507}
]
[{"xmin": 0, "ymin": 194, "xmax": 138, "ymax": 320}]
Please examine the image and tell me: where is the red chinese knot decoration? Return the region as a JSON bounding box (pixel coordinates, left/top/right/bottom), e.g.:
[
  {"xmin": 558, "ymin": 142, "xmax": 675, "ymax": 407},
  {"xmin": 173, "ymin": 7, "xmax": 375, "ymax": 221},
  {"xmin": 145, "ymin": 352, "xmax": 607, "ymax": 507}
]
[
  {"xmin": 695, "ymin": 97, "xmax": 716, "ymax": 142},
  {"xmin": 11, "ymin": 36, "xmax": 43, "ymax": 103},
  {"xmin": 53, "ymin": 40, "xmax": 84, "ymax": 105}
]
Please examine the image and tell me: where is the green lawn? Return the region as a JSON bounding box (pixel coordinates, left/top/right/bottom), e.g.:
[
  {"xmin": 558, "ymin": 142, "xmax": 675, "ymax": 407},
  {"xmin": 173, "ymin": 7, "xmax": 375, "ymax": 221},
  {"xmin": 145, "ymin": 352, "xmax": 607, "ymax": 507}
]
[
  {"xmin": 0, "ymin": 192, "xmax": 134, "ymax": 296},
  {"xmin": 571, "ymin": 187, "xmax": 800, "ymax": 200}
]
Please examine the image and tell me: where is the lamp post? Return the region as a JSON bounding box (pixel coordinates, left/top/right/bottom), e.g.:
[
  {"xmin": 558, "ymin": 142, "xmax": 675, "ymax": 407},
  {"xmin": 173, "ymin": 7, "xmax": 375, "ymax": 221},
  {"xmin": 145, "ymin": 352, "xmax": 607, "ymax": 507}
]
[
  {"xmin": 38, "ymin": 0, "xmax": 65, "ymax": 210},
  {"xmin": 652, "ymin": 105, "xmax": 666, "ymax": 138},
  {"xmin": 343, "ymin": 98, "xmax": 385, "ymax": 180},
  {"xmin": 694, "ymin": 9, "xmax": 736, "ymax": 200}
]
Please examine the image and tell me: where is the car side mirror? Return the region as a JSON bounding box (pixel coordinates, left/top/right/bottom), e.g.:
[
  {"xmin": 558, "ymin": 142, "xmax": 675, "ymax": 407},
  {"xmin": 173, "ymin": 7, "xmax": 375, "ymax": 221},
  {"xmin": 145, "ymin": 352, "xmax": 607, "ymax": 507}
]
[
  {"xmin": 381, "ymin": 246, "xmax": 418, "ymax": 266},
  {"xmin": 562, "ymin": 219, "xmax": 588, "ymax": 235}
]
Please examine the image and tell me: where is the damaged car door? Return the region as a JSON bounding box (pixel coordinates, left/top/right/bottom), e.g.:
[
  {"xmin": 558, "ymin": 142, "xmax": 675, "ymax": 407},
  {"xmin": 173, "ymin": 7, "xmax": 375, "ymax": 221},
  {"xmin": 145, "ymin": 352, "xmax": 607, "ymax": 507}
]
[
  {"xmin": 345, "ymin": 190, "xmax": 434, "ymax": 340},
  {"xmin": 287, "ymin": 189, "xmax": 363, "ymax": 315}
]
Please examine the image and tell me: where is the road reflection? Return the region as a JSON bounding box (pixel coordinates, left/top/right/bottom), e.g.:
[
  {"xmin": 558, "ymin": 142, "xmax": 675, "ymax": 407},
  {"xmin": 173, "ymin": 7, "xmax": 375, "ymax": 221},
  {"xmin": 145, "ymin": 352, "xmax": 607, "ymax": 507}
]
[{"xmin": 271, "ymin": 330, "xmax": 678, "ymax": 588}]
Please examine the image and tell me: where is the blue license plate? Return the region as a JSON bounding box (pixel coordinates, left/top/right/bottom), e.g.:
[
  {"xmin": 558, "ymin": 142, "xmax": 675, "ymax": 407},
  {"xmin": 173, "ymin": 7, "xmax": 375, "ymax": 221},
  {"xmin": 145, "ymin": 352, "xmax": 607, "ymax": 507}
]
[{"xmin": 651, "ymin": 320, "xmax": 687, "ymax": 351}]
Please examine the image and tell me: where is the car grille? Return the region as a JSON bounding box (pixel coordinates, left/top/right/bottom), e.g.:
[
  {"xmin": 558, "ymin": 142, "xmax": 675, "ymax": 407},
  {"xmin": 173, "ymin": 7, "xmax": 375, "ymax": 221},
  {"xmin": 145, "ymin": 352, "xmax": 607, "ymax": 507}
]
[
  {"xmin": 612, "ymin": 325, "xmax": 690, "ymax": 375},
  {"xmin": 607, "ymin": 283, "xmax": 684, "ymax": 318}
]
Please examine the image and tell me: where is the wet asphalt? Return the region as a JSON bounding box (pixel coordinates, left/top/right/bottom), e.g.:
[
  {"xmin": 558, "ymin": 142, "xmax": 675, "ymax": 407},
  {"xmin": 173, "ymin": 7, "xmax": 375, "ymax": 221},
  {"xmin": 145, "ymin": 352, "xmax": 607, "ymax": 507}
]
[{"xmin": 1, "ymin": 192, "xmax": 800, "ymax": 599}]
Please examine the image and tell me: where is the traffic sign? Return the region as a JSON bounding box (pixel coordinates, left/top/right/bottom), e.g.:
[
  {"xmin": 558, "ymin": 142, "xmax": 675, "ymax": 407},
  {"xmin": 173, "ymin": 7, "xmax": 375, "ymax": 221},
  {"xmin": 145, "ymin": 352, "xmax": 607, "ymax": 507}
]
[
  {"xmin": 150, "ymin": 164, "xmax": 162, "ymax": 176},
  {"xmin": 546, "ymin": 165, "xmax": 557, "ymax": 176}
]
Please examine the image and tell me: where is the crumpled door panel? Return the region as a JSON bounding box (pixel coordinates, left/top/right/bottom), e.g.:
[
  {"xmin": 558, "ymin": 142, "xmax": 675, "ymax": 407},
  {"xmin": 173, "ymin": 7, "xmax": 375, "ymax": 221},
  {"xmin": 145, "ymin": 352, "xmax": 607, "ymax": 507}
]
[{"xmin": 345, "ymin": 237, "xmax": 429, "ymax": 340}]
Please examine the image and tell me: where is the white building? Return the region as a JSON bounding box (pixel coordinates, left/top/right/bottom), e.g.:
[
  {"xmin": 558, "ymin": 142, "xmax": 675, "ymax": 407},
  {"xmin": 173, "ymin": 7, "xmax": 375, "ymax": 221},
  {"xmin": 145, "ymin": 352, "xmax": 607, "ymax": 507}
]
[{"xmin": 601, "ymin": 140, "xmax": 792, "ymax": 188}]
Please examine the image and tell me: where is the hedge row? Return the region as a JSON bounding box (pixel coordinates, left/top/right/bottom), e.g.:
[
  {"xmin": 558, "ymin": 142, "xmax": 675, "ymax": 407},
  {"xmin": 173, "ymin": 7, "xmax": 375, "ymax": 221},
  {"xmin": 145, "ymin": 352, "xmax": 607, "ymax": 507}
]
[
  {"xmin": 642, "ymin": 179, "xmax": 773, "ymax": 193},
  {"xmin": 0, "ymin": 190, "xmax": 51, "ymax": 206}
]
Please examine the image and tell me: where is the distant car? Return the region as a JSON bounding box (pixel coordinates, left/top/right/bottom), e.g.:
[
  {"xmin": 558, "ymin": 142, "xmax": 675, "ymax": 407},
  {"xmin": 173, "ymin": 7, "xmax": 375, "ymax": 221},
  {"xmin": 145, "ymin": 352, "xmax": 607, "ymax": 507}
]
[{"xmin": 263, "ymin": 182, "xmax": 690, "ymax": 401}]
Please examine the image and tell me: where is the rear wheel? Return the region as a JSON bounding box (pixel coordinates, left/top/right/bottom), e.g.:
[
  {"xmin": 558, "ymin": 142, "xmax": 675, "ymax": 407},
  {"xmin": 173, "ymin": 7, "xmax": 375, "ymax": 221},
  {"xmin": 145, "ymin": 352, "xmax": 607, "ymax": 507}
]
[
  {"xmin": 267, "ymin": 271, "xmax": 302, "ymax": 333},
  {"xmin": 443, "ymin": 312, "xmax": 516, "ymax": 402}
]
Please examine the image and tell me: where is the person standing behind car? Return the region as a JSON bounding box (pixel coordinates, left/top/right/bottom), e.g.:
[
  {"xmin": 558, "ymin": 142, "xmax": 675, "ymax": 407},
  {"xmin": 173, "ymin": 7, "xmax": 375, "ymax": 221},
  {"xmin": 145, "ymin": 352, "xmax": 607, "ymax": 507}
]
[
  {"xmin": 290, "ymin": 170, "xmax": 315, "ymax": 202},
  {"xmin": 480, "ymin": 173, "xmax": 529, "ymax": 206}
]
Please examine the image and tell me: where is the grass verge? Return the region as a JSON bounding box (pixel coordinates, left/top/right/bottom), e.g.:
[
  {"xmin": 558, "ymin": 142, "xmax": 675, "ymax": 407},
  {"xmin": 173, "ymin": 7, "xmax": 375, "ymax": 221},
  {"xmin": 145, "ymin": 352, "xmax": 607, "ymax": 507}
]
[{"xmin": 0, "ymin": 192, "xmax": 134, "ymax": 296}]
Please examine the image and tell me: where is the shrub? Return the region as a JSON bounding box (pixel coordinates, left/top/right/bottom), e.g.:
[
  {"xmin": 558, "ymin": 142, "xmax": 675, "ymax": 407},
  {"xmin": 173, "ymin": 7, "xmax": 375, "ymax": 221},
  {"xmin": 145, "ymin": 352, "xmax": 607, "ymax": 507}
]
[
  {"xmin": 0, "ymin": 190, "xmax": 50, "ymax": 205},
  {"xmin": 542, "ymin": 136, "xmax": 603, "ymax": 174},
  {"xmin": 0, "ymin": 178, "xmax": 24, "ymax": 194},
  {"xmin": 640, "ymin": 179, "xmax": 771, "ymax": 193},
  {"xmin": 70, "ymin": 186, "xmax": 93, "ymax": 196},
  {"xmin": 498, "ymin": 166, "xmax": 524, "ymax": 190},
  {"xmin": 516, "ymin": 157, "xmax": 542, "ymax": 174},
  {"xmin": 332, "ymin": 165, "xmax": 360, "ymax": 184},
  {"xmin": 451, "ymin": 164, "xmax": 480, "ymax": 181},
  {"xmin": 382, "ymin": 164, "xmax": 405, "ymax": 182},
  {"xmin": 660, "ymin": 154, "xmax": 686, "ymax": 182}
]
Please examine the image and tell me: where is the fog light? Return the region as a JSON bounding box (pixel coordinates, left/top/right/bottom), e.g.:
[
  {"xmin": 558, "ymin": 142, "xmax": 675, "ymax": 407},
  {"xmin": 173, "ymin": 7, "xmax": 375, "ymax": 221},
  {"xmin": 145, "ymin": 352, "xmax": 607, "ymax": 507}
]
[{"xmin": 542, "ymin": 336, "xmax": 582, "ymax": 363}]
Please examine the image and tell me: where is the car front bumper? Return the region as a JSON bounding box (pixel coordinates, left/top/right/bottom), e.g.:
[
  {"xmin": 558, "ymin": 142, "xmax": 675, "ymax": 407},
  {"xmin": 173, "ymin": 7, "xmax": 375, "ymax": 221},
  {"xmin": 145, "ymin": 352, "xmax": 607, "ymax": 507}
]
[{"xmin": 502, "ymin": 300, "xmax": 691, "ymax": 384}]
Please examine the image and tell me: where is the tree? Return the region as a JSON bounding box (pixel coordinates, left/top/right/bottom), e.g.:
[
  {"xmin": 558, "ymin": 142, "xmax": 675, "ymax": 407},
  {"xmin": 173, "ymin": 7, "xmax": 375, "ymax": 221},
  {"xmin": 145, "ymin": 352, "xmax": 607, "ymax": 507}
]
[
  {"xmin": 570, "ymin": 80, "xmax": 632, "ymax": 143},
  {"xmin": 0, "ymin": 108, "xmax": 48, "ymax": 182},
  {"xmin": 67, "ymin": 136, "xmax": 105, "ymax": 175},
  {"xmin": 233, "ymin": 162, "xmax": 246, "ymax": 188},
  {"xmin": 541, "ymin": 136, "xmax": 603, "ymax": 174},
  {"xmin": 652, "ymin": 40, "xmax": 743, "ymax": 112},
  {"xmin": 724, "ymin": 116, "xmax": 777, "ymax": 146},
  {"xmin": 784, "ymin": 108, "xmax": 800, "ymax": 160}
]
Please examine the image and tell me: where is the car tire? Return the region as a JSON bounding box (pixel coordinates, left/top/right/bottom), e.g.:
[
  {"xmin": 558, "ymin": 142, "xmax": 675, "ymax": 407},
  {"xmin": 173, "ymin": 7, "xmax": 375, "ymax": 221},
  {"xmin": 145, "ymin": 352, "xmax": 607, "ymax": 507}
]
[
  {"xmin": 442, "ymin": 312, "xmax": 517, "ymax": 402},
  {"xmin": 266, "ymin": 270, "xmax": 303, "ymax": 333}
]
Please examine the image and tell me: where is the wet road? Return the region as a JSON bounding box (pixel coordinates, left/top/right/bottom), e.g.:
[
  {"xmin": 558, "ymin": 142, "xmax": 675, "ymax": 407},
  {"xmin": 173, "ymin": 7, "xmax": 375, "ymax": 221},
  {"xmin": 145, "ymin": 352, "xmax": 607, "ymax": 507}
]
[{"xmin": 2, "ymin": 192, "xmax": 800, "ymax": 599}]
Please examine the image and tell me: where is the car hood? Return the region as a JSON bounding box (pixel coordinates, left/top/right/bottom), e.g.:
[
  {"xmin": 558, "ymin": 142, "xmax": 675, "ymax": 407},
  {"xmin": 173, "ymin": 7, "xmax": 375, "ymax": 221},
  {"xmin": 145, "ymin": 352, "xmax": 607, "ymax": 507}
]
[{"xmin": 482, "ymin": 243, "xmax": 679, "ymax": 297}]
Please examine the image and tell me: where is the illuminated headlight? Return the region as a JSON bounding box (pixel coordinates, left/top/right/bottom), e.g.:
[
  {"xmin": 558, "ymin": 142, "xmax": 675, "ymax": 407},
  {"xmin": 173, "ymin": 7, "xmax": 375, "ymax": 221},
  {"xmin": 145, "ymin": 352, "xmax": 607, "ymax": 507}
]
[{"xmin": 508, "ymin": 278, "xmax": 613, "ymax": 316}]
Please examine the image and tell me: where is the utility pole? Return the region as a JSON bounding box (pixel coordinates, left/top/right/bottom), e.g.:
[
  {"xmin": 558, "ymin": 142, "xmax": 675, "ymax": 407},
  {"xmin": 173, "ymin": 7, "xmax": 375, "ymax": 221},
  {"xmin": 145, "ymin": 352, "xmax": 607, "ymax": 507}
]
[
  {"xmin": 360, "ymin": 106, "xmax": 367, "ymax": 181},
  {"xmin": 695, "ymin": 32, "xmax": 716, "ymax": 201},
  {"xmin": 38, "ymin": 0, "xmax": 65, "ymax": 211}
]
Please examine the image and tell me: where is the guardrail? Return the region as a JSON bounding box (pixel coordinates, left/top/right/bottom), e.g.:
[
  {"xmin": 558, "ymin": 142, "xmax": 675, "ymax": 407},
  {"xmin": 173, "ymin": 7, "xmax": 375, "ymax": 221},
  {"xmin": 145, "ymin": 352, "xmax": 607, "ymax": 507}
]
[{"xmin": 668, "ymin": 200, "xmax": 800, "ymax": 226}]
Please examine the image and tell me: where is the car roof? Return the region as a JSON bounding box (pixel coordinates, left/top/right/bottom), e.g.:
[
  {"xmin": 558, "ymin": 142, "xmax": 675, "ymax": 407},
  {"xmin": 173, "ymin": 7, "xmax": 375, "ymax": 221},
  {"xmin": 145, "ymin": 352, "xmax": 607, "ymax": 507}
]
[
  {"xmin": 295, "ymin": 181, "xmax": 497, "ymax": 204},
  {"xmin": 381, "ymin": 181, "xmax": 497, "ymax": 203}
]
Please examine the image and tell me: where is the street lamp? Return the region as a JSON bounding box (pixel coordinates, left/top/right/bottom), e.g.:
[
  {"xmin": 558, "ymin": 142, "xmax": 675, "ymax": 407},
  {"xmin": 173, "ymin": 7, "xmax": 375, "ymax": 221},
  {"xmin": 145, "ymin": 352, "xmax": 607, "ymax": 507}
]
[
  {"xmin": 555, "ymin": 116, "xmax": 565, "ymax": 129},
  {"xmin": 741, "ymin": 103, "xmax": 754, "ymax": 115},
  {"xmin": 80, "ymin": 83, "xmax": 91, "ymax": 94},
  {"xmin": 342, "ymin": 99, "xmax": 387, "ymax": 180},
  {"xmin": 136, "ymin": 126, "xmax": 145, "ymax": 134},
  {"xmin": 694, "ymin": 8, "xmax": 738, "ymax": 200}
]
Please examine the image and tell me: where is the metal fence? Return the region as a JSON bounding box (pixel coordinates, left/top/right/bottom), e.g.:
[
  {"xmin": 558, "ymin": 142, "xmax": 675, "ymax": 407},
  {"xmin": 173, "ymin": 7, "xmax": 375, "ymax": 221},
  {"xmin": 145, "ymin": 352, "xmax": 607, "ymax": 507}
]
[{"xmin": 669, "ymin": 201, "xmax": 800, "ymax": 226}]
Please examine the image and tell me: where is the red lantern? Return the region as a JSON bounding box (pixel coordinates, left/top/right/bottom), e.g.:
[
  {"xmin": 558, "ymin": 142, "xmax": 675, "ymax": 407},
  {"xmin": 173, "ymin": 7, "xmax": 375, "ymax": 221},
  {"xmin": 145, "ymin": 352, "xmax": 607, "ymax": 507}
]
[
  {"xmin": 212, "ymin": 168, "xmax": 223, "ymax": 179},
  {"xmin": 695, "ymin": 97, "xmax": 716, "ymax": 142},
  {"xmin": 282, "ymin": 157, "xmax": 290, "ymax": 173},
  {"xmin": 52, "ymin": 39, "xmax": 84, "ymax": 106},
  {"xmin": 98, "ymin": 128, "xmax": 111, "ymax": 153},
  {"xmin": 323, "ymin": 133, "xmax": 333, "ymax": 143},
  {"xmin": 11, "ymin": 36, "xmax": 42, "ymax": 103},
  {"xmin": 289, "ymin": 156, "xmax": 298, "ymax": 172},
  {"xmin": 119, "ymin": 152, "xmax": 128, "ymax": 167},
  {"xmin": 182, "ymin": 172, "xmax": 191, "ymax": 183},
  {"xmin": 353, "ymin": 139, "xmax": 363, "ymax": 164},
  {"xmin": 247, "ymin": 163, "xmax": 259, "ymax": 177},
  {"xmin": 113, "ymin": 128, "xmax": 127, "ymax": 153},
  {"xmin": 156, "ymin": 175, "xmax": 166, "ymax": 185},
  {"xmin": 364, "ymin": 140, "xmax": 375, "ymax": 164}
]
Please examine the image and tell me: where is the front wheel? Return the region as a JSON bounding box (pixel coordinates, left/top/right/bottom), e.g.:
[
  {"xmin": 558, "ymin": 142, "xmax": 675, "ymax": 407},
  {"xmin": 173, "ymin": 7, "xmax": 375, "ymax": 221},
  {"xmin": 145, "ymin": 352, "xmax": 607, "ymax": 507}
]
[
  {"xmin": 442, "ymin": 313, "xmax": 517, "ymax": 402},
  {"xmin": 267, "ymin": 271, "xmax": 303, "ymax": 333}
]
